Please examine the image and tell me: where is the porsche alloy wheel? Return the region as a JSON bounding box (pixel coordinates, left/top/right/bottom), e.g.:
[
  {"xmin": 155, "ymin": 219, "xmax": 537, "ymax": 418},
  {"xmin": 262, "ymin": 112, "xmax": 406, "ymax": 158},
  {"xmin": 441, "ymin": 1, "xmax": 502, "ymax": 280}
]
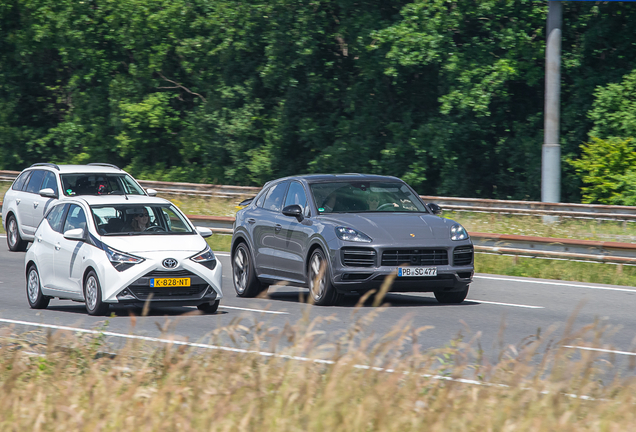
[
  {"xmin": 308, "ymin": 249, "xmax": 341, "ymax": 306},
  {"xmin": 233, "ymin": 243, "xmax": 263, "ymax": 297}
]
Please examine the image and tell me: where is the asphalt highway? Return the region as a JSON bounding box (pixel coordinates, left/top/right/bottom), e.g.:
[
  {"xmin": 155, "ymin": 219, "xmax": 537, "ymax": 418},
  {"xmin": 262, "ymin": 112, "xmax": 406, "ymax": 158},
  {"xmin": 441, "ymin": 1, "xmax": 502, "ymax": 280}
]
[{"xmin": 1, "ymin": 235, "xmax": 635, "ymax": 370}]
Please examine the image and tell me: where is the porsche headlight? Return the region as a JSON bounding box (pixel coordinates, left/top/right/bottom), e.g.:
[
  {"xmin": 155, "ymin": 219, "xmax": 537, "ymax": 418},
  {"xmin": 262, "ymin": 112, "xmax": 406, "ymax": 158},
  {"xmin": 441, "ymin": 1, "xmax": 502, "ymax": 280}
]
[
  {"xmin": 190, "ymin": 245, "xmax": 217, "ymax": 270},
  {"xmin": 335, "ymin": 226, "xmax": 372, "ymax": 243},
  {"xmin": 103, "ymin": 244, "xmax": 145, "ymax": 272},
  {"xmin": 450, "ymin": 224, "xmax": 469, "ymax": 241}
]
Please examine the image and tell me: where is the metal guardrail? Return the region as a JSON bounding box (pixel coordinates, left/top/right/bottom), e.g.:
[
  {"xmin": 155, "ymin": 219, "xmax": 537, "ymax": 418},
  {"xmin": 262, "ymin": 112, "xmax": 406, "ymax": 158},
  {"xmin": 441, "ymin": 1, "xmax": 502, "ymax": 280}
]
[
  {"xmin": 3, "ymin": 170, "xmax": 636, "ymax": 219},
  {"xmin": 190, "ymin": 215, "xmax": 636, "ymax": 265},
  {"xmin": 1, "ymin": 196, "xmax": 634, "ymax": 264}
]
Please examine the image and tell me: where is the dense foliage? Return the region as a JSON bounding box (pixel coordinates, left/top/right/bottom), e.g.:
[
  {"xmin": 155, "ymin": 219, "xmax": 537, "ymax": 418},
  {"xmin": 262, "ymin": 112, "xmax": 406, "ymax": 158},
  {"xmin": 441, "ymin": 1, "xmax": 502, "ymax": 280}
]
[{"xmin": 1, "ymin": 0, "xmax": 636, "ymax": 200}]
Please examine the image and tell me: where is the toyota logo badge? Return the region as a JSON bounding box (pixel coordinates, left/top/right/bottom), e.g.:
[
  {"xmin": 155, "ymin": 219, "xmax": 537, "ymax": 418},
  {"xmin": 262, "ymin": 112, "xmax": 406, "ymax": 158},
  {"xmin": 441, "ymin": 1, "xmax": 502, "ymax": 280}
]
[{"xmin": 162, "ymin": 258, "xmax": 178, "ymax": 269}]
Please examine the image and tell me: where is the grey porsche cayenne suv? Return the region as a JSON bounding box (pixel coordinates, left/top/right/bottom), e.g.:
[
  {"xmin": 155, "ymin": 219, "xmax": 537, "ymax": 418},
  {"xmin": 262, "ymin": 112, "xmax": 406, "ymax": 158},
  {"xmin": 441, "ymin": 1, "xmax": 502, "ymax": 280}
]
[{"xmin": 231, "ymin": 174, "xmax": 474, "ymax": 306}]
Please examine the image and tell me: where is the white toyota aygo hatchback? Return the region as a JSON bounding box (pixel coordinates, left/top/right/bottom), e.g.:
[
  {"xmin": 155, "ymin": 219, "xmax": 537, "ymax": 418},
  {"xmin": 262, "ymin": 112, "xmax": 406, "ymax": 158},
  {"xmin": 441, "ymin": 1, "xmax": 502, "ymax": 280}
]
[{"xmin": 25, "ymin": 195, "xmax": 223, "ymax": 315}]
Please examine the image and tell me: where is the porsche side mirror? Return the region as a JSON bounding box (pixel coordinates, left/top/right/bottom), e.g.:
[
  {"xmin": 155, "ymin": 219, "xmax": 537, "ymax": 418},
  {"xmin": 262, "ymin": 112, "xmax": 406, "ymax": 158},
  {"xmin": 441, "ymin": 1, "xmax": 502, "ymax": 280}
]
[
  {"xmin": 63, "ymin": 228, "xmax": 85, "ymax": 241},
  {"xmin": 39, "ymin": 188, "xmax": 58, "ymax": 199},
  {"xmin": 239, "ymin": 197, "xmax": 255, "ymax": 207},
  {"xmin": 427, "ymin": 203, "xmax": 442, "ymax": 215},
  {"xmin": 282, "ymin": 204, "xmax": 304, "ymax": 221},
  {"xmin": 146, "ymin": 188, "xmax": 158, "ymax": 197}
]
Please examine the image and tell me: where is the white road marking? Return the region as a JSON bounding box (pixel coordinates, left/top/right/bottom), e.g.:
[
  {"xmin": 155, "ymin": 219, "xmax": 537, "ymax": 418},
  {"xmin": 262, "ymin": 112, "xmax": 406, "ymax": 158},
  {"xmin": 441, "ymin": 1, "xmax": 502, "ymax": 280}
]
[
  {"xmin": 214, "ymin": 252, "xmax": 230, "ymax": 257},
  {"xmin": 389, "ymin": 292, "xmax": 543, "ymax": 309},
  {"xmin": 219, "ymin": 305, "xmax": 288, "ymax": 315},
  {"xmin": 467, "ymin": 299, "xmax": 544, "ymax": 309},
  {"xmin": 0, "ymin": 317, "xmax": 600, "ymax": 400},
  {"xmin": 0, "ymin": 235, "xmax": 5, "ymax": 239},
  {"xmin": 475, "ymin": 275, "xmax": 636, "ymax": 293},
  {"xmin": 564, "ymin": 345, "xmax": 636, "ymax": 357}
]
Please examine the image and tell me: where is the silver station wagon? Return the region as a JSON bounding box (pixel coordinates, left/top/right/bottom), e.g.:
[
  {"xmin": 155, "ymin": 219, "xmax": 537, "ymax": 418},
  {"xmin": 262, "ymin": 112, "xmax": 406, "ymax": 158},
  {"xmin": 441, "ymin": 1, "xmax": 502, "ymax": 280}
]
[
  {"xmin": 231, "ymin": 174, "xmax": 474, "ymax": 306},
  {"xmin": 2, "ymin": 163, "xmax": 152, "ymax": 251}
]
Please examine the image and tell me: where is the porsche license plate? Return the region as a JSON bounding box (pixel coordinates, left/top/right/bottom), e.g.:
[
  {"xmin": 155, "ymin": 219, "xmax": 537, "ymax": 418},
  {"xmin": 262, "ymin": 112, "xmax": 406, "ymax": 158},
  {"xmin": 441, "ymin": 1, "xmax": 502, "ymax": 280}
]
[
  {"xmin": 397, "ymin": 267, "xmax": 437, "ymax": 277},
  {"xmin": 150, "ymin": 278, "xmax": 191, "ymax": 287}
]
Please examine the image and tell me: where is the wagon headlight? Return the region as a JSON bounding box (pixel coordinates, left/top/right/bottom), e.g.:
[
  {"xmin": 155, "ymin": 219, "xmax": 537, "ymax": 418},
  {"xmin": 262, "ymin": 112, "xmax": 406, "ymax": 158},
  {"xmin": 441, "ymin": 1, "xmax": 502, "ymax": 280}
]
[
  {"xmin": 190, "ymin": 245, "xmax": 217, "ymax": 270},
  {"xmin": 450, "ymin": 224, "xmax": 469, "ymax": 241},
  {"xmin": 335, "ymin": 226, "xmax": 372, "ymax": 243},
  {"xmin": 103, "ymin": 244, "xmax": 145, "ymax": 272}
]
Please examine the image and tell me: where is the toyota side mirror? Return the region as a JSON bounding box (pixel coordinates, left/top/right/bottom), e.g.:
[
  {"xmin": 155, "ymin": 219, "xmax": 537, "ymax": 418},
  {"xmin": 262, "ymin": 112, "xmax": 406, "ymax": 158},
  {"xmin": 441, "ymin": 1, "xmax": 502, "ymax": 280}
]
[
  {"xmin": 427, "ymin": 203, "xmax": 442, "ymax": 215},
  {"xmin": 282, "ymin": 204, "xmax": 304, "ymax": 221},
  {"xmin": 146, "ymin": 188, "xmax": 158, "ymax": 197},
  {"xmin": 39, "ymin": 188, "xmax": 58, "ymax": 199},
  {"xmin": 196, "ymin": 227, "xmax": 213, "ymax": 238},
  {"xmin": 63, "ymin": 228, "xmax": 85, "ymax": 241}
]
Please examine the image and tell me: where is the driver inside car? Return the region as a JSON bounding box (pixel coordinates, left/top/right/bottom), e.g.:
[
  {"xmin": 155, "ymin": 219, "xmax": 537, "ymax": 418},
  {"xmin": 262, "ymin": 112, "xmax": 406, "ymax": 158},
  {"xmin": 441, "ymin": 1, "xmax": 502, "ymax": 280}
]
[{"xmin": 125, "ymin": 208, "xmax": 150, "ymax": 232}]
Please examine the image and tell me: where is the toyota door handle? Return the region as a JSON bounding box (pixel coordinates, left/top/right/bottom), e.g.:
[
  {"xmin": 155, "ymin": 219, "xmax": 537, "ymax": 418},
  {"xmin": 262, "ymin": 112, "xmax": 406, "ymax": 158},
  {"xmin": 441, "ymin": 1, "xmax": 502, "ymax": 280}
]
[
  {"xmin": 37, "ymin": 235, "xmax": 43, "ymax": 243},
  {"xmin": 16, "ymin": 199, "xmax": 20, "ymax": 205},
  {"xmin": 247, "ymin": 218, "xmax": 256, "ymax": 224},
  {"xmin": 33, "ymin": 202, "xmax": 39, "ymax": 208},
  {"xmin": 275, "ymin": 224, "xmax": 282, "ymax": 232},
  {"xmin": 55, "ymin": 244, "xmax": 60, "ymax": 251}
]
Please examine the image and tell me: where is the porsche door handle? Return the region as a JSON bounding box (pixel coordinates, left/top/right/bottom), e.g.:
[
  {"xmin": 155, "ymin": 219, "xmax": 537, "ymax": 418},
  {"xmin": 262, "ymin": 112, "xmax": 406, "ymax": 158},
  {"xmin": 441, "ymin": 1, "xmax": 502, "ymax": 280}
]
[
  {"xmin": 37, "ymin": 235, "xmax": 43, "ymax": 243},
  {"xmin": 275, "ymin": 224, "xmax": 282, "ymax": 232},
  {"xmin": 33, "ymin": 202, "xmax": 39, "ymax": 208},
  {"xmin": 16, "ymin": 199, "xmax": 20, "ymax": 205},
  {"xmin": 55, "ymin": 244, "xmax": 60, "ymax": 251},
  {"xmin": 247, "ymin": 218, "xmax": 256, "ymax": 224}
]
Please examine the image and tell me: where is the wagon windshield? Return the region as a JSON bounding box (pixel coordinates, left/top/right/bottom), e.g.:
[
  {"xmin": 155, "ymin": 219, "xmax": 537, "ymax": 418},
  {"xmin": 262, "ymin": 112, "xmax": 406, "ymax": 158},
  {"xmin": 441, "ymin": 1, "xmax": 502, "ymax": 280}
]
[
  {"xmin": 310, "ymin": 181, "xmax": 427, "ymax": 214},
  {"xmin": 61, "ymin": 174, "xmax": 145, "ymax": 196}
]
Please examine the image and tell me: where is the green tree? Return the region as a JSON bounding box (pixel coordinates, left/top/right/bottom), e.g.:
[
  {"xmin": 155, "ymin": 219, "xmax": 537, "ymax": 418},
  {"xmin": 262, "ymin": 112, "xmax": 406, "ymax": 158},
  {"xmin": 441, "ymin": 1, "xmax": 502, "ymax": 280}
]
[{"xmin": 568, "ymin": 137, "xmax": 636, "ymax": 205}]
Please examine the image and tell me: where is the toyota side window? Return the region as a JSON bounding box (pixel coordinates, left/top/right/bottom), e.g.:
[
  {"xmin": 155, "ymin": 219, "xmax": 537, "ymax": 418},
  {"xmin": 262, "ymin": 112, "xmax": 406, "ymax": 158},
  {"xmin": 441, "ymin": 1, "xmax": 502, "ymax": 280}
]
[
  {"xmin": 63, "ymin": 205, "xmax": 87, "ymax": 233},
  {"xmin": 46, "ymin": 204, "xmax": 68, "ymax": 233},
  {"xmin": 24, "ymin": 170, "xmax": 46, "ymax": 194}
]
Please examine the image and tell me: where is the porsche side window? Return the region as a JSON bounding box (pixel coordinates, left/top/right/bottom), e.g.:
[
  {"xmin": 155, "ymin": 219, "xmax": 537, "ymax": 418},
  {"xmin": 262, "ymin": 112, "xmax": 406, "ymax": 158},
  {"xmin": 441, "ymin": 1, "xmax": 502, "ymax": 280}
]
[
  {"xmin": 46, "ymin": 204, "xmax": 67, "ymax": 233},
  {"xmin": 284, "ymin": 182, "xmax": 309, "ymax": 216},
  {"xmin": 255, "ymin": 189, "xmax": 268, "ymax": 208},
  {"xmin": 263, "ymin": 182, "xmax": 288, "ymax": 212}
]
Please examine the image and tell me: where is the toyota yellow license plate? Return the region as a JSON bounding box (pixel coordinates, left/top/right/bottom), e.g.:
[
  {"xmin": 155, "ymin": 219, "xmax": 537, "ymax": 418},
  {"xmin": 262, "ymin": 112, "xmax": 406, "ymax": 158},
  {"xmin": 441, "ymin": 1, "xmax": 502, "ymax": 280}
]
[{"xmin": 150, "ymin": 278, "xmax": 191, "ymax": 287}]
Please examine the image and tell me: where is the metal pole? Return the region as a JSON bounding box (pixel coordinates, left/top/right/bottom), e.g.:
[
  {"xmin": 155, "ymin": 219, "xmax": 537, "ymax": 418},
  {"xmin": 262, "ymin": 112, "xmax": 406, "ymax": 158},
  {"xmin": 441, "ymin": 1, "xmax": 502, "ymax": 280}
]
[{"xmin": 542, "ymin": 1, "xmax": 562, "ymax": 205}]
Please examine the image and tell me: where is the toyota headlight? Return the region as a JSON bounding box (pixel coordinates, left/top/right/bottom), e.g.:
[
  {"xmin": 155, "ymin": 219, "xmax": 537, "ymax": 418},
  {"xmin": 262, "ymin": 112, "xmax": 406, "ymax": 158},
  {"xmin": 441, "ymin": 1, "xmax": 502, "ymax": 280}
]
[
  {"xmin": 190, "ymin": 245, "xmax": 217, "ymax": 270},
  {"xmin": 450, "ymin": 224, "xmax": 469, "ymax": 241},
  {"xmin": 103, "ymin": 244, "xmax": 145, "ymax": 272},
  {"xmin": 335, "ymin": 226, "xmax": 372, "ymax": 243}
]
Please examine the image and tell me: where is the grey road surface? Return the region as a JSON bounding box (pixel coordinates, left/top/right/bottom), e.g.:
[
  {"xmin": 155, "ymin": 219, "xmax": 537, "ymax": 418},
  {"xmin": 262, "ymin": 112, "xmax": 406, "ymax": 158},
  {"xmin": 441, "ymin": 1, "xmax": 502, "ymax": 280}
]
[{"xmin": 1, "ymin": 236, "xmax": 635, "ymax": 370}]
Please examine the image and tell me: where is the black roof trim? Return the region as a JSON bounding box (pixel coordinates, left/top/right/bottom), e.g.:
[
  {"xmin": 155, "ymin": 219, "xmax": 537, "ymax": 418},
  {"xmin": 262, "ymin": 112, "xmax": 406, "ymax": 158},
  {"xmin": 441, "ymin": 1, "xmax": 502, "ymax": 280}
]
[
  {"xmin": 87, "ymin": 163, "xmax": 121, "ymax": 170},
  {"xmin": 30, "ymin": 163, "xmax": 60, "ymax": 171}
]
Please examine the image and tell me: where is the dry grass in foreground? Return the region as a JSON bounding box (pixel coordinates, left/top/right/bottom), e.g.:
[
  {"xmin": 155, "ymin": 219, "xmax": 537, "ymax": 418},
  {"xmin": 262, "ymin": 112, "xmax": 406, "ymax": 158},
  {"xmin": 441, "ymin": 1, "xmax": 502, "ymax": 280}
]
[{"xmin": 1, "ymin": 311, "xmax": 635, "ymax": 431}]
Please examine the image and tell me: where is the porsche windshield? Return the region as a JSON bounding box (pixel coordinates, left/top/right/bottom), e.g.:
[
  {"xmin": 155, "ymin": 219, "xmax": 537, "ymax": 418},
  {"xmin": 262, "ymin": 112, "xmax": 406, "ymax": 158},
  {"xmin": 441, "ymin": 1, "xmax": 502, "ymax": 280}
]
[
  {"xmin": 90, "ymin": 204, "xmax": 194, "ymax": 235},
  {"xmin": 310, "ymin": 181, "xmax": 427, "ymax": 213}
]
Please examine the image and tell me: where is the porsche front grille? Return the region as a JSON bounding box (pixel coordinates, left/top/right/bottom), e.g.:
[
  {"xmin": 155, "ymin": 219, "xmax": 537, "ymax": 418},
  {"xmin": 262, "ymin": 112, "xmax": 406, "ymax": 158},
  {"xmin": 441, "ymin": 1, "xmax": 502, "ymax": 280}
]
[{"xmin": 381, "ymin": 249, "xmax": 449, "ymax": 266}]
